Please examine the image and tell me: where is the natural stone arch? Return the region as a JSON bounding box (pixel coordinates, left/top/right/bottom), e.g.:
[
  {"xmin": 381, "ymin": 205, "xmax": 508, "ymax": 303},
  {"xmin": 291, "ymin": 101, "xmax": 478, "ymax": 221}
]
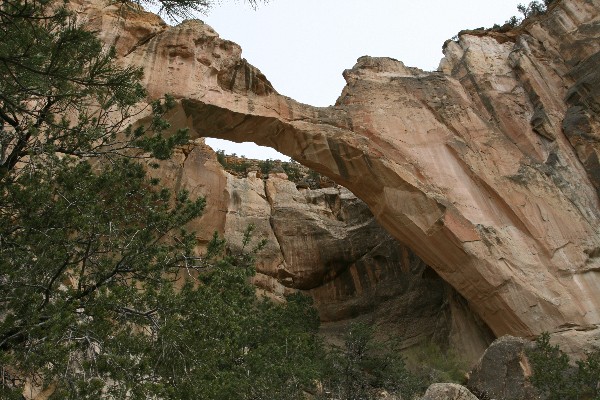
[
  {"xmin": 170, "ymin": 96, "xmax": 536, "ymax": 338},
  {"xmin": 86, "ymin": 0, "xmax": 600, "ymax": 344}
]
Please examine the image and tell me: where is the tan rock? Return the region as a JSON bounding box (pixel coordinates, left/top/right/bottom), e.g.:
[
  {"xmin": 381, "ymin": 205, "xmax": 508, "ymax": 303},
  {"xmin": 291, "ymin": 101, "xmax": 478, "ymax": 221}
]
[
  {"xmin": 84, "ymin": 0, "xmax": 600, "ymax": 349},
  {"xmin": 70, "ymin": 0, "xmax": 167, "ymax": 57},
  {"xmin": 147, "ymin": 139, "xmax": 229, "ymax": 249},
  {"xmin": 223, "ymin": 167, "xmax": 285, "ymax": 277}
]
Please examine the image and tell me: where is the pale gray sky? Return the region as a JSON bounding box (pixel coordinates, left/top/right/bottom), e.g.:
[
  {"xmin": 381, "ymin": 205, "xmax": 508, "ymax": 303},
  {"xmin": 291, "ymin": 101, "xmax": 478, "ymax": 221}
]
[{"xmin": 185, "ymin": 0, "xmax": 525, "ymax": 159}]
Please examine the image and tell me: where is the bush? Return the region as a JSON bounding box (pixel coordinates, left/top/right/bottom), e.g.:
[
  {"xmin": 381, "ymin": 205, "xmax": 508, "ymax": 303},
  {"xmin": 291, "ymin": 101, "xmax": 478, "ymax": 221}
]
[
  {"xmin": 404, "ymin": 342, "xmax": 468, "ymax": 385},
  {"xmin": 517, "ymin": 1, "xmax": 547, "ymax": 19},
  {"xmin": 321, "ymin": 323, "xmax": 424, "ymax": 399},
  {"xmin": 527, "ymin": 332, "xmax": 600, "ymax": 400}
]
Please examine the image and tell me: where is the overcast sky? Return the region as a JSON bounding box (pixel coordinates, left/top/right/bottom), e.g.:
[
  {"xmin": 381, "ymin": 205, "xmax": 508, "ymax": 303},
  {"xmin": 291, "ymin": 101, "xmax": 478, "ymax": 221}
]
[{"xmin": 184, "ymin": 0, "xmax": 524, "ymax": 159}]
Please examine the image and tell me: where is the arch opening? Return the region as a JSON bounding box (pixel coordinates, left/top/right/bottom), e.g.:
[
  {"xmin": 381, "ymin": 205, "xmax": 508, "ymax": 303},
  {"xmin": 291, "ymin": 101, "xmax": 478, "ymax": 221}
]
[{"xmin": 205, "ymin": 138, "xmax": 289, "ymax": 161}]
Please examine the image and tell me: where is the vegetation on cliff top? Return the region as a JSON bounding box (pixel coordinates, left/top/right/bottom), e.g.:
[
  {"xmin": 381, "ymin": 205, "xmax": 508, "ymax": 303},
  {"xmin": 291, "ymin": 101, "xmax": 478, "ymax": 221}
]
[
  {"xmin": 215, "ymin": 150, "xmax": 326, "ymax": 189},
  {"xmin": 450, "ymin": 0, "xmax": 557, "ymax": 41}
]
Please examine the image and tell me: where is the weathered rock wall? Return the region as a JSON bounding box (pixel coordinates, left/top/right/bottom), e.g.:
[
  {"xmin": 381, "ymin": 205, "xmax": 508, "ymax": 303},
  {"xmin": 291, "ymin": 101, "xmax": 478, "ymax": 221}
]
[
  {"xmin": 151, "ymin": 140, "xmax": 493, "ymax": 362},
  {"xmin": 75, "ymin": 0, "xmax": 600, "ymax": 348}
]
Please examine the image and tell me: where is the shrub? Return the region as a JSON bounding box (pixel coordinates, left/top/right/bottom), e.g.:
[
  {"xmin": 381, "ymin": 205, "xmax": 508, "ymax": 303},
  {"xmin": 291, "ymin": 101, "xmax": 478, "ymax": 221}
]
[
  {"xmin": 517, "ymin": 1, "xmax": 547, "ymax": 19},
  {"xmin": 322, "ymin": 323, "xmax": 424, "ymax": 399},
  {"xmin": 404, "ymin": 342, "xmax": 468, "ymax": 385},
  {"xmin": 527, "ymin": 332, "xmax": 600, "ymax": 400}
]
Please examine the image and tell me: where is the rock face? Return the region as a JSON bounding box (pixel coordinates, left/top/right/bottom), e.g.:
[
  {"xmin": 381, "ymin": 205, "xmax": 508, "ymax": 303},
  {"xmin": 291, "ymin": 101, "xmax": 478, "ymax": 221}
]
[
  {"xmin": 151, "ymin": 139, "xmax": 493, "ymax": 360},
  {"xmin": 77, "ymin": 0, "xmax": 600, "ymax": 348}
]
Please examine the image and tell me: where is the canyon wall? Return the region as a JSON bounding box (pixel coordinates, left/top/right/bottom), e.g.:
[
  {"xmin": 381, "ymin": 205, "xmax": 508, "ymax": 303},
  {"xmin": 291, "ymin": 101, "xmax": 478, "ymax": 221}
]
[
  {"xmin": 153, "ymin": 141, "xmax": 493, "ymax": 362},
  {"xmin": 76, "ymin": 0, "xmax": 600, "ymax": 349}
]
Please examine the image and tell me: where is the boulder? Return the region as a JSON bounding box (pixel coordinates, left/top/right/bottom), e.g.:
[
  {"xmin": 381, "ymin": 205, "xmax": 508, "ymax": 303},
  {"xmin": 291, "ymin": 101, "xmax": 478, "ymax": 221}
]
[
  {"xmin": 422, "ymin": 383, "xmax": 479, "ymax": 400},
  {"xmin": 467, "ymin": 336, "xmax": 538, "ymax": 400}
]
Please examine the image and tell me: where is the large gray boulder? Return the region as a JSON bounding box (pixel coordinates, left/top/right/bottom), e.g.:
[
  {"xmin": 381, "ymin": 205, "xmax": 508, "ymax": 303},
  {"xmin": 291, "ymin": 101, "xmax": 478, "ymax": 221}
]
[
  {"xmin": 421, "ymin": 383, "xmax": 479, "ymax": 400},
  {"xmin": 467, "ymin": 335, "xmax": 539, "ymax": 400}
]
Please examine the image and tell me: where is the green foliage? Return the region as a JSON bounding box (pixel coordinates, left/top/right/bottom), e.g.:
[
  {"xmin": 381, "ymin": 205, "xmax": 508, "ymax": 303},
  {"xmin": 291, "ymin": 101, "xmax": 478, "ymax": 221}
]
[
  {"xmin": 134, "ymin": 95, "xmax": 191, "ymax": 160},
  {"xmin": 215, "ymin": 148, "xmax": 227, "ymax": 165},
  {"xmin": 239, "ymin": 292, "xmax": 325, "ymax": 399},
  {"xmin": 325, "ymin": 323, "xmax": 374, "ymax": 399},
  {"xmin": 505, "ymin": 1, "xmax": 549, "ymax": 27},
  {"xmin": 322, "ymin": 323, "xmax": 424, "ymax": 400},
  {"xmin": 404, "ymin": 342, "xmax": 468, "ymax": 386},
  {"xmin": 0, "ymin": 0, "xmax": 143, "ymax": 178},
  {"xmin": 517, "ymin": 1, "xmax": 547, "ymax": 19},
  {"xmin": 527, "ymin": 333, "xmax": 577, "ymax": 399},
  {"xmin": 260, "ymin": 158, "xmax": 275, "ymax": 175},
  {"xmin": 281, "ymin": 159, "xmax": 303, "ymax": 183},
  {"xmin": 505, "ymin": 15, "xmax": 522, "ymax": 27},
  {"xmin": 122, "ymin": 0, "xmax": 268, "ymax": 21},
  {"xmin": 215, "ymin": 150, "xmax": 251, "ymax": 174},
  {"xmin": 0, "ymin": 158, "xmax": 204, "ymax": 398},
  {"xmin": 486, "ymin": 0, "xmax": 554, "ymax": 32},
  {"xmin": 527, "ymin": 332, "xmax": 600, "ymax": 400},
  {"xmin": 0, "ymin": 0, "xmax": 192, "ymax": 181}
]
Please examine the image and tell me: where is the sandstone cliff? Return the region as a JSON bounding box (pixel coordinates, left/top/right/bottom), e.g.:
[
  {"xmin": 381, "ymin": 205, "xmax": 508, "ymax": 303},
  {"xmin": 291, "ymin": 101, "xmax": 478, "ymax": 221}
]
[{"xmin": 75, "ymin": 0, "xmax": 600, "ymax": 352}]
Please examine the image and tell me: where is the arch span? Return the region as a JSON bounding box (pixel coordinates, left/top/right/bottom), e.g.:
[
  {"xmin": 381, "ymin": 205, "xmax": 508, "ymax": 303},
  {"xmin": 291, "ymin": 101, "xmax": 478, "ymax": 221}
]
[{"xmin": 110, "ymin": 1, "xmax": 600, "ymax": 340}]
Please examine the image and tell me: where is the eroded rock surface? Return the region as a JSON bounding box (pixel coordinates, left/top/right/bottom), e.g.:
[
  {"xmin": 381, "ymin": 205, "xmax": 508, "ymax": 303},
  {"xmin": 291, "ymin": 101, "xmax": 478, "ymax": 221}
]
[
  {"xmin": 78, "ymin": 0, "xmax": 600, "ymax": 347},
  {"xmin": 152, "ymin": 140, "xmax": 493, "ymax": 361}
]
